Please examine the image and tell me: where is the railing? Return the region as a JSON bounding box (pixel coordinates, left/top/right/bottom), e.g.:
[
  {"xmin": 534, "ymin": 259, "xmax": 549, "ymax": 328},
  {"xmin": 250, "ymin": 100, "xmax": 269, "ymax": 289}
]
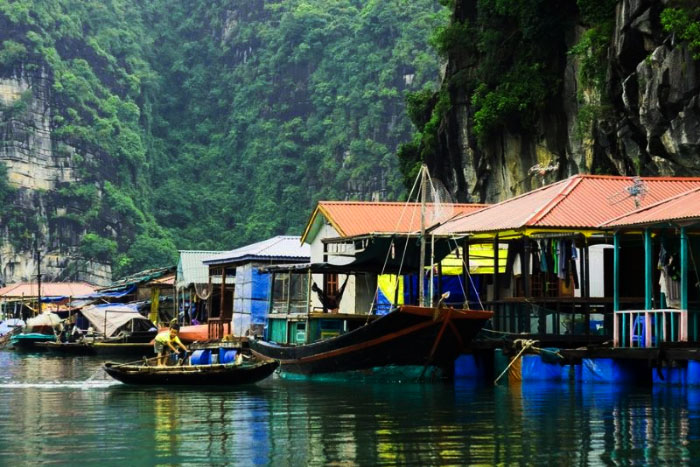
[{"xmin": 613, "ymin": 309, "xmax": 687, "ymax": 348}]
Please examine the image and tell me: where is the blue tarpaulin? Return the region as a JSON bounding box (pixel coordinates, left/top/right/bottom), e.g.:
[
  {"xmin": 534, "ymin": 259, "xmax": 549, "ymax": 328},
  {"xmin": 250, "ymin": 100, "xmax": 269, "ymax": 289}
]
[
  {"xmin": 233, "ymin": 263, "xmax": 272, "ymax": 336},
  {"xmin": 403, "ymin": 275, "xmax": 482, "ymax": 306},
  {"xmin": 521, "ymin": 355, "xmax": 568, "ymax": 381},
  {"xmin": 73, "ymin": 285, "xmax": 137, "ymax": 300},
  {"xmin": 580, "ymin": 358, "xmax": 650, "ymax": 384}
]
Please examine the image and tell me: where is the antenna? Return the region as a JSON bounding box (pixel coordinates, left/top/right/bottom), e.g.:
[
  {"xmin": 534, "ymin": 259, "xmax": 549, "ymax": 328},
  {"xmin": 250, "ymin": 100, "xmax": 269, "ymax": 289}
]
[{"xmin": 607, "ymin": 177, "xmax": 649, "ymax": 208}]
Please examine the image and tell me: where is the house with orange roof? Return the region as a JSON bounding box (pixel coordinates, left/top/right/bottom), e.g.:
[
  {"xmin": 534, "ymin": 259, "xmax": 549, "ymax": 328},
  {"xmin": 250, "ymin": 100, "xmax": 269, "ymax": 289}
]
[
  {"xmin": 599, "ymin": 186, "xmax": 700, "ymax": 348},
  {"xmin": 0, "ymin": 282, "xmax": 97, "ymax": 320},
  {"xmin": 300, "ymin": 201, "xmax": 487, "ymax": 315},
  {"xmin": 434, "ymin": 174, "xmax": 700, "ymax": 348}
]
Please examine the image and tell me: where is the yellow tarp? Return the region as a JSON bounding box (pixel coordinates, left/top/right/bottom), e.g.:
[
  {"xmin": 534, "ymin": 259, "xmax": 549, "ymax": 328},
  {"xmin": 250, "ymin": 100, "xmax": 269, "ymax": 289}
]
[
  {"xmin": 437, "ymin": 244, "xmax": 507, "ymax": 275},
  {"xmin": 378, "ymin": 275, "xmax": 403, "ymax": 305},
  {"xmin": 149, "ymin": 288, "xmax": 160, "ymax": 324}
]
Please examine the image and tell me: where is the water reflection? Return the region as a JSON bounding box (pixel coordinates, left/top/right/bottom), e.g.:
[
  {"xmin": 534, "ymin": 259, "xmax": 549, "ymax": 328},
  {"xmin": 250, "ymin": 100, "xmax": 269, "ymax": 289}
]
[{"xmin": 1, "ymin": 351, "xmax": 700, "ymax": 464}]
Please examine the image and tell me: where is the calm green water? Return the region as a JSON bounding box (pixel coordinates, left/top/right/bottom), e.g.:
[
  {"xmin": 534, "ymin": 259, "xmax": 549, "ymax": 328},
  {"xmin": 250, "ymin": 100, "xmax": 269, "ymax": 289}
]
[{"xmin": 1, "ymin": 351, "xmax": 699, "ymax": 465}]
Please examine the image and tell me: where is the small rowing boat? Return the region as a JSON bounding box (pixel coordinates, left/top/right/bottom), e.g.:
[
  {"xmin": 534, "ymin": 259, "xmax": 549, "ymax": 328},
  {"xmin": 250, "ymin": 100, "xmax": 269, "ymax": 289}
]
[{"xmin": 103, "ymin": 359, "xmax": 279, "ymax": 385}]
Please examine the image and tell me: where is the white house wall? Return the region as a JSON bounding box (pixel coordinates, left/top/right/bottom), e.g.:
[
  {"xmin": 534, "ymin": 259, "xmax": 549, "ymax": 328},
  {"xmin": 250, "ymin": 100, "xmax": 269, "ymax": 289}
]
[{"xmin": 308, "ymin": 222, "xmax": 371, "ymax": 315}]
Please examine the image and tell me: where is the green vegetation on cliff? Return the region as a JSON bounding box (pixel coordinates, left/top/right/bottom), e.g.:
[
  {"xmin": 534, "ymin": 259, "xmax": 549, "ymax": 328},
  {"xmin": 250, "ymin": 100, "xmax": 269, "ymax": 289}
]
[
  {"xmin": 398, "ymin": 0, "xmax": 575, "ymax": 183},
  {"xmin": 662, "ymin": 1, "xmax": 700, "ymax": 59},
  {"xmin": 0, "ymin": 0, "xmax": 445, "ymax": 278}
]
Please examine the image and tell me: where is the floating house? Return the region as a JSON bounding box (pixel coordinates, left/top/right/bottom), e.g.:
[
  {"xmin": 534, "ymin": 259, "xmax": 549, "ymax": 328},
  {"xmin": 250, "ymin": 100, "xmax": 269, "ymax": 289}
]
[
  {"xmin": 258, "ymin": 201, "xmax": 487, "ymax": 346},
  {"xmin": 433, "ymin": 174, "xmax": 700, "ymax": 348},
  {"xmin": 603, "ymin": 186, "xmax": 700, "ymax": 345},
  {"xmin": 0, "ymin": 282, "xmax": 96, "ymax": 320},
  {"xmin": 93, "ymin": 267, "xmax": 176, "ymax": 325},
  {"xmin": 202, "ymin": 236, "xmax": 310, "ymax": 339},
  {"xmin": 301, "ymin": 201, "xmax": 487, "ymax": 315},
  {"xmin": 175, "ymin": 250, "xmax": 224, "ymax": 325}
]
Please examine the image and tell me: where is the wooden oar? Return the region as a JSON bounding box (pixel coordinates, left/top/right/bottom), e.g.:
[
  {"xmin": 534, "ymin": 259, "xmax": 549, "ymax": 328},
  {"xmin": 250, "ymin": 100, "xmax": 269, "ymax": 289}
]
[{"xmin": 111, "ymin": 355, "xmax": 160, "ymax": 367}]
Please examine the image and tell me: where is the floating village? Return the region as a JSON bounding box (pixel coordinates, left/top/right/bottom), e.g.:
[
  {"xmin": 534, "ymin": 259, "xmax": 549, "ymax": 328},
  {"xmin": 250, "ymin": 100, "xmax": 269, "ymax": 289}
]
[{"xmin": 2, "ymin": 167, "xmax": 700, "ymax": 388}]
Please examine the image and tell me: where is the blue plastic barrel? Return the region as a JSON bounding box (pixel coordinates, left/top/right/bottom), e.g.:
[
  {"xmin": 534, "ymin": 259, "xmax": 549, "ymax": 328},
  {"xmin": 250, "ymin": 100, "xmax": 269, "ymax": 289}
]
[
  {"xmin": 219, "ymin": 348, "xmax": 237, "ymax": 364},
  {"xmin": 190, "ymin": 349, "xmax": 211, "ymax": 365}
]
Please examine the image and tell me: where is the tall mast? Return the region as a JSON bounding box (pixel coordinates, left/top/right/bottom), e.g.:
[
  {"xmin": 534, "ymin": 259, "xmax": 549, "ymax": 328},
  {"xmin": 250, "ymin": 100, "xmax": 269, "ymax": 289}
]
[
  {"xmin": 419, "ymin": 164, "xmax": 427, "ymax": 307},
  {"xmin": 35, "ymin": 235, "xmax": 42, "ymax": 315}
]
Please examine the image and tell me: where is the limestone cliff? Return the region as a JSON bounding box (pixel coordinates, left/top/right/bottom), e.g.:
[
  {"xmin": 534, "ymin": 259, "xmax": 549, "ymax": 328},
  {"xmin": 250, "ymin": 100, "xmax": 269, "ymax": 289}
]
[
  {"xmin": 0, "ymin": 66, "xmax": 111, "ymax": 286},
  {"xmin": 423, "ymin": 0, "xmax": 700, "ymax": 202}
]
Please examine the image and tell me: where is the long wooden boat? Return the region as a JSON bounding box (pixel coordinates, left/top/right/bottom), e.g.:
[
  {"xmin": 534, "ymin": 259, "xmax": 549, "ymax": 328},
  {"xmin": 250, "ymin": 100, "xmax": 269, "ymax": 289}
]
[
  {"xmin": 249, "ymin": 305, "xmax": 492, "ymax": 377},
  {"xmin": 103, "ymin": 359, "xmax": 279, "ymax": 385}
]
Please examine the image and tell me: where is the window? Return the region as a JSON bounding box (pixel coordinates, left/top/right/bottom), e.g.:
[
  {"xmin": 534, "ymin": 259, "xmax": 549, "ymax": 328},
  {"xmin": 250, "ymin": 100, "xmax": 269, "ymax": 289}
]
[{"xmin": 324, "ymin": 273, "xmax": 338, "ymax": 296}]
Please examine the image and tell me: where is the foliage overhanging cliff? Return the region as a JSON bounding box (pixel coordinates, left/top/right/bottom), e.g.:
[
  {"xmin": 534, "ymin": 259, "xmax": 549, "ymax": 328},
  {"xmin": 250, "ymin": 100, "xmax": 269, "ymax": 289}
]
[
  {"xmin": 0, "ymin": 0, "xmax": 446, "ymax": 282},
  {"xmin": 400, "ymin": 0, "xmax": 700, "ymax": 202}
]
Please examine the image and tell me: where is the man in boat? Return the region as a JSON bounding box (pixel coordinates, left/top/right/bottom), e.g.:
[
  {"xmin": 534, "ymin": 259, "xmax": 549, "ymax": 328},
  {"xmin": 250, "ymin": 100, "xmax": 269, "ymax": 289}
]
[{"xmin": 154, "ymin": 324, "xmax": 188, "ymax": 366}]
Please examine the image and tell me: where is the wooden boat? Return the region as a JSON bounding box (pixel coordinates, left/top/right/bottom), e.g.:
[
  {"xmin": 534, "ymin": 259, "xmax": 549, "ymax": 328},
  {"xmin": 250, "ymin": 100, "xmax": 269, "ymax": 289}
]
[
  {"xmin": 103, "ymin": 359, "xmax": 279, "ymax": 385},
  {"xmin": 251, "ymin": 166, "xmax": 494, "ymax": 379},
  {"xmin": 9, "ymin": 332, "xmax": 56, "ymax": 350},
  {"xmin": 249, "ymin": 305, "xmax": 492, "ymax": 377}
]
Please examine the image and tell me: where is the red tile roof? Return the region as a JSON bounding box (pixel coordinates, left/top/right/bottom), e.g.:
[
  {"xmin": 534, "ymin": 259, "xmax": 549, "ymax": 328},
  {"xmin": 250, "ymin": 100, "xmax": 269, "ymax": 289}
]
[
  {"xmin": 302, "ymin": 201, "xmax": 488, "ymax": 243},
  {"xmin": 0, "ymin": 282, "xmax": 97, "ymax": 298},
  {"xmin": 433, "ymin": 175, "xmax": 700, "ymax": 235},
  {"xmin": 603, "ymin": 186, "xmax": 700, "ymax": 227}
]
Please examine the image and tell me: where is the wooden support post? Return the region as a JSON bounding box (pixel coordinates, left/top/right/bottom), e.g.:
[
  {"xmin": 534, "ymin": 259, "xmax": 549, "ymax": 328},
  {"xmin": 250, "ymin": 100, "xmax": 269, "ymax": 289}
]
[
  {"xmin": 493, "ymin": 234, "xmax": 500, "ymax": 301},
  {"xmin": 681, "ymin": 226, "xmax": 690, "ymax": 341},
  {"xmin": 462, "ymin": 237, "xmax": 470, "ymax": 307},
  {"xmin": 614, "ymin": 232, "xmax": 622, "ymax": 345},
  {"xmin": 522, "ymin": 238, "xmax": 531, "ymax": 333},
  {"xmin": 645, "ymin": 311, "xmax": 652, "ymax": 348},
  {"xmin": 219, "ymin": 267, "xmax": 227, "ymax": 339},
  {"xmin": 583, "ymin": 239, "xmax": 590, "ymax": 340},
  {"xmin": 306, "ymin": 270, "xmax": 311, "ymax": 343},
  {"xmin": 644, "ymin": 229, "xmax": 653, "ymax": 310},
  {"xmin": 393, "ymin": 274, "xmax": 400, "ymax": 308},
  {"xmin": 286, "ymin": 273, "xmax": 292, "ymax": 314},
  {"xmin": 523, "ymin": 238, "xmax": 531, "ymax": 298}
]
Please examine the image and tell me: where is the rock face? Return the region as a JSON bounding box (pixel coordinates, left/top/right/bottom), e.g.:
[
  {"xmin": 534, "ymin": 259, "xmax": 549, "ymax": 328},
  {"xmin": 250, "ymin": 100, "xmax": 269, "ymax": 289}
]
[
  {"xmin": 0, "ymin": 67, "xmax": 111, "ymax": 286},
  {"xmin": 428, "ymin": 0, "xmax": 700, "ymax": 202}
]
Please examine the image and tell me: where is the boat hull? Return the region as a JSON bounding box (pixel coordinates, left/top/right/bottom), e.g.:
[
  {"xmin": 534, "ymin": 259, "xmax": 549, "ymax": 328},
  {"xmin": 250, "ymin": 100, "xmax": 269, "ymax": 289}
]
[
  {"xmin": 10, "ymin": 333, "xmax": 56, "ymax": 351},
  {"xmin": 103, "ymin": 360, "xmax": 279, "ymax": 385},
  {"xmin": 249, "ymin": 306, "xmax": 492, "ymax": 377}
]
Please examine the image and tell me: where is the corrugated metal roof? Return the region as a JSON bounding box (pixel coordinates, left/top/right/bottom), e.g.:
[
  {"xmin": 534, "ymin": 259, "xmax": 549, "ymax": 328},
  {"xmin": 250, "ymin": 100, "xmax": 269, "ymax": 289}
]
[
  {"xmin": 603, "ymin": 187, "xmax": 700, "ymax": 227},
  {"xmin": 434, "ymin": 175, "xmax": 700, "ymax": 235},
  {"xmin": 302, "ymin": 201, "xmax": 488, "ymax": 243},
  {"xmin": 100, "ymin": 267, "xmax": 174, "ymax": 292},
  {"xmin": 203, "ymin": 236, "xmax": 310, "ymax": 266},
  {"xmin": 149, "ymin": 273, "xmax": 175, "ymax": 286},
  {"xmin": 176, "ymin": 251, "xmax": 224, "ymax": 288},
  {"xmin": 0, "ymin": 282, "xmax": 96, "ymax": 299}
]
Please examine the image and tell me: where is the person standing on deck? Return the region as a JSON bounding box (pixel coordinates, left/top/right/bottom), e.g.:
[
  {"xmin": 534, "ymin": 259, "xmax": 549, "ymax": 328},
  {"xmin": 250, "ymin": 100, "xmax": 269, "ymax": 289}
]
[{"xmin": 154, "ymin": 324, "xmax": 188, "ymax": 366}]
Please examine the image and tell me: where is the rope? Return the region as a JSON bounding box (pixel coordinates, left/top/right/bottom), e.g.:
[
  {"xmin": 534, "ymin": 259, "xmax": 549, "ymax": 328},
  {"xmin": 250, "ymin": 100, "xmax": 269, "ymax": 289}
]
[
  {"xmin": 367, "ymin": 167, "xmax": 421, "ymax": 317},
  {"xmin": 494, "ymin": 339, "xmax": 537, "ymax": 385},
  {"xmin": 447, "ymin": 236, "xmax": 486, "ymax": 311}
]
